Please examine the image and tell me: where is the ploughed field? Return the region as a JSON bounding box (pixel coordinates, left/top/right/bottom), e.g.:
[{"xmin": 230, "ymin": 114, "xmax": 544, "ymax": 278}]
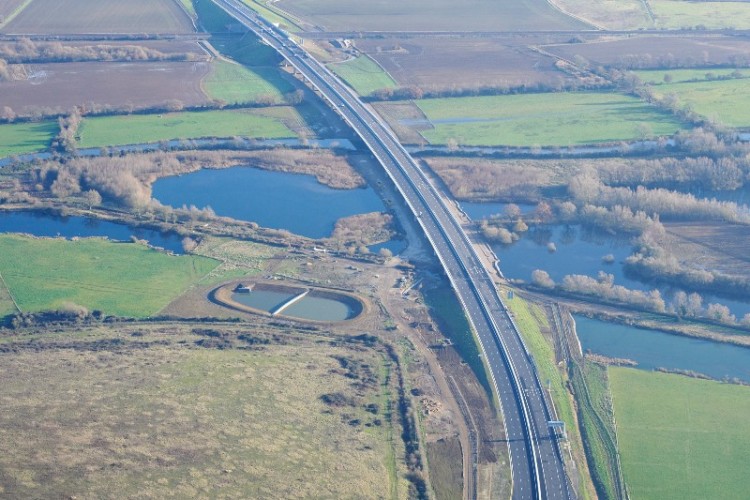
[
  {"xmin": 2, "ymin": 0, "xmax": 195, "ymax": 34},
  {"xmin": 275, "ymin": 0, "xmax": 590, "ymax": 31},
  {"xmin": 544, "ymin": 35, "xmax": 750, "ymax": 69},
  {"xmin": 0, "ymin": 61, "xmax": 212, "ymax": 115},
  {"xmin": 356, "ymin": 37, "xmax": 575, "ymax": 91}
]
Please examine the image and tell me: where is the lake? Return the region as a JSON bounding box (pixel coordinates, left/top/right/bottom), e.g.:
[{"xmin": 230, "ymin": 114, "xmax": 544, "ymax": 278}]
[{"xmin": 152, "ymin": 167, "xmax": 385, "ymax": 239}]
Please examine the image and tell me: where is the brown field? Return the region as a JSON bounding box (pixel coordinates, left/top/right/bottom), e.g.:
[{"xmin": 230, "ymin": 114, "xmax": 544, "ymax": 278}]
[
  {"xmin": 0, "ymin": 60, "xmax": 211, "ymax": 115},
  {"xmin": 3, "ymin": 0, "xmax": 194, "ymax": 34},
  {"xmin": 276, "ymin": 0, "xmax": 588, "ymax": 31},
  {"xmin": 357, "ymin": 37, "xmax": 574, "ymax": 90},
  {"xmin": 545, "ymin": 35, "xmax": 750, "ymax": 68},
  {"xmin": 664, "ymin": 222, "xmax": 750, "ymax": 278},
  {"xmin": 0, "ymin": 0, "xmax": 25, "ymax": 20}
]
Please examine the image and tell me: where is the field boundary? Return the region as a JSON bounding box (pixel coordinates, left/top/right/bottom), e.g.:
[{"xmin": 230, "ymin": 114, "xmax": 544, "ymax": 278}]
[
  {"xmin": 0, "ymin": 0, "xmax": 34, "ymax": 30},
  {"xmin": 0, "ymin": 270, "xmax": 21, "ymax": 313}
]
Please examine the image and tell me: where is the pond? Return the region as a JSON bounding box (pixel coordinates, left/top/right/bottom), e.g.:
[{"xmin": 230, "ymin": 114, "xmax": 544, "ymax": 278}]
[
  {"xmin": 228, "ymin": 286, "xmax": 361, "ymax": 322},
  {"xmin": 574, "ymin": 315, "xmax": 750, "ymax": 383},
  {"xmin": 0, "ymin": 210, "xmax": 185, "ymax": 254},
  {"xmin": 152, "ymin": 167, "xmax": 385, "ymax": 239}
]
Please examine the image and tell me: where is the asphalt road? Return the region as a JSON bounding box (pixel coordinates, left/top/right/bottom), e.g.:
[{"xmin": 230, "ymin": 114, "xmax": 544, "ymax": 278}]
[{"xmin": 212, "ymin": 1, "xmax": 575, "ymax": 498}]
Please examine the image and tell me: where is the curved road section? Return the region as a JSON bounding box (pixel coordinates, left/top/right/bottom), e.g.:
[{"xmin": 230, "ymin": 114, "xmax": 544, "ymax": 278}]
[{"xmin": 211, "ymin": 1, "xmax": 574, "ymax": 498}]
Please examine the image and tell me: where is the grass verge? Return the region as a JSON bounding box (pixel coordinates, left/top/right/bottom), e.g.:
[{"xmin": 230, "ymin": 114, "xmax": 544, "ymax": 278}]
[
  {"xmin": 610, "ymin": 367, "xmax": 750, "ymax": 499},
  {"xmin": 415, "ymin": 92, "xmax": 685, "ymax": 147},
  {"xmin": 77, "ymin": 109, "xmax": 295, "ymax": 147},
  {"xmin": 504, "ymin": 294, "xmax": 594, "ymax": 498},
  {"xmin": 0, "ymin": 234, "xmax": 219, "ymax": 317}
]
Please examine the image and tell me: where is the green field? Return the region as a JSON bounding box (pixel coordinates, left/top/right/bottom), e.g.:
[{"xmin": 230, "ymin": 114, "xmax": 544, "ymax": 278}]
[
  {"xmin": 0, "ymin": 120, "xmax": 57, "ymax": 157},
  {"xmin": 329, "ymin": 56, "xmax": 397, "ymax": 97},
  {"xmin": 651, "ymin": 0, "xmax": 750, "ymax": 29},
  {"xmin": 0, "ymin": 235, "xmax": 219, "ymax": 317},
  {"xmin": 203, "ymin": 59, "xmax": 294, "ymax": 104},
  {"xmin": 653, "ymin": 78, "xmax": 750, "ymax": 128},
  {"xmin": 0, "ymin": 326, "xmax": 398, "ymax": 498},
  {"xmin": 634, "ymin": 68, "xmax": 745, "ymax": 85},
  {"xmin": 610, "ymin": 367, "xmax": 750, "ymax": 500},
  {"xmin": 549, "ymin": 0, "xmax": 650, "ymax": 30},
  {"xmin": 415, "ymin": 92, "xmax": 685, "ymax": 147},
  {"xmin": 77, "ymin": 109, "xmax": 295, "ymax": 148}
]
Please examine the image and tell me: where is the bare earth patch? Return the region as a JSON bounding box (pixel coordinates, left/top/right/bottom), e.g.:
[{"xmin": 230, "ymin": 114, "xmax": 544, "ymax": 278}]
[
  {"xmin": 358, "ymin": 37, "xmax": 573, "ymax": 91},
  {"xmin": 0, "ymin": 61, "xmax": 211, "ymax": 115}
]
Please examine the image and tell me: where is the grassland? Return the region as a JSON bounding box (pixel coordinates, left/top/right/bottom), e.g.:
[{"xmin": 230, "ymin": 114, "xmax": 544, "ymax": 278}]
[
  {"xmin": 415, "ymin": 92, "xmax": 685, "ymax": 147},
  {"xmin": 634, "ymin": 68, "xmax": 745, "ymax": 85},
  {"xmin": 651, "ymin": 0, "xmax": 750, "ymax": 29},
  {"xmin": 0, "ymin": 235, "xmax": 219, "ymax": 317},
  {"xmin": 203, "ymin": 59, "xmax": 294, "ymax": 104},
  {"xmin": 77, "ymin": 109, "xmax": 295, "ymax": 148},
  {"xmin": 652, "ymin": 78, "xmax": 750, "ymax": 128},
  {"xmin": 4, "ymin": 0, "xmax": 194, "ymax": 34},
  {"xmin": 0, "ymin": 120, "xmax": 57, "ymax": 157},
  {"xmin": 610, "ymin": 367, "xmax": 750, "ymax": 500},
  {"xmin": 0, "ymin": 325, "xmax": 398, "ymax": 498},
  {"xmin": 329, "ymin": 56, "xmax": 397, "ymax": 97},
  {"xmin": 275, "ymin": 0, "xmax": 588, "ymax": 31}
]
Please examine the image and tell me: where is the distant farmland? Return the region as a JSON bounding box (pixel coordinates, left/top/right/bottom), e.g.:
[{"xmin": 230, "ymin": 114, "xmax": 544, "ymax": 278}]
[
  {"xmin": 3, "ymin": 0, "xmax": 195, "ymax": 34},
  {"xmin": 358, "ymin": 37, "xmax": 574, "ymax": 91},
  {"xmin": 413, "ymin": 92, "xmax": 685, "ymax": 147},
  {"xmin": 544, "ymin": 35, "xmax": 750, "ymax": 69},
  {"xmin": 0, "ymin": 61, "xmax": 212, "ymax": 115},
  {"xmin": 276, "ymin": 0, "xmax": 589, "ymax": 31}
]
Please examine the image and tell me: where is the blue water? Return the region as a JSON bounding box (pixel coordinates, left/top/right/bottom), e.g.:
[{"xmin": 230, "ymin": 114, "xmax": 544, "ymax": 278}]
[
  {"xmin": 575, "ymin": 315, "xmax": 750, "ymax": 382},
  {"xmin": 0, "ymin": 210, "xmax": 184, "ymax": 253},
  {"xmin": 493, "ymin": 224, "xmax": 750, "ymax": 318},
  {"xmin": 152, "ymin": 167, "xmax": 385, "ymax": 239}
]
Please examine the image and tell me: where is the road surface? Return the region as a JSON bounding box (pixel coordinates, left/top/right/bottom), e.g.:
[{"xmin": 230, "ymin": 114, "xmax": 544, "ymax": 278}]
[{"xmin": 211, "ymin": 1, "xmax": 575, "ymax": 498}]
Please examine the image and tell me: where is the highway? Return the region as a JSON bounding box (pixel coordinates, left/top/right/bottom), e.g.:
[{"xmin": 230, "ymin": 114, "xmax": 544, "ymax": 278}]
[{"xmin": 211, "ymin": 1, "xmax": 575, "ymax": 498}]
